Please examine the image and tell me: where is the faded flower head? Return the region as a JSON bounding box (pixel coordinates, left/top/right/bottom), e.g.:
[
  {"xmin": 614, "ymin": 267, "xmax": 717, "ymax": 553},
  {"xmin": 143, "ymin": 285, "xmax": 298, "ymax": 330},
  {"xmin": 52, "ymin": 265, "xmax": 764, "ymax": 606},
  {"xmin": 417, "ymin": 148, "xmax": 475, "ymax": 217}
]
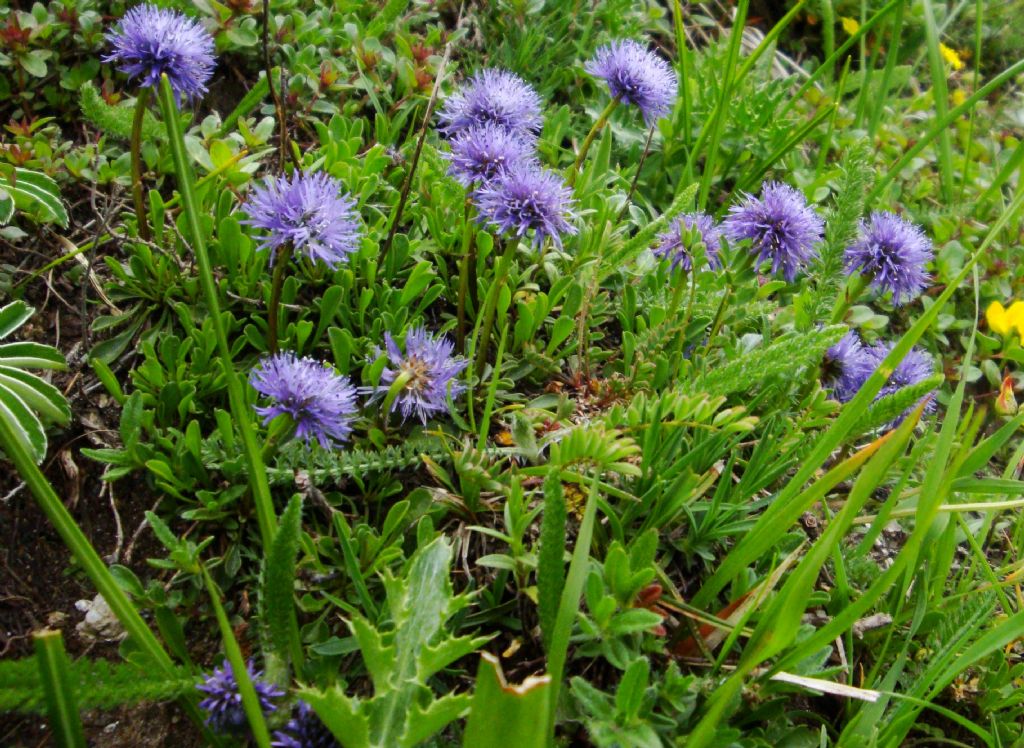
[
  {"xmin": 654, "ymin": 212, "xmax": 723, "ymax": 272},
  {"xmin": 438, "ymin": 68, "xmax": 543, "ymax": 138},
  {"xmin": 250, "ymin": 352, "xmax": 358, "ymax": 449},
  {"xmin": 446, "ymin": 123, "xmax": 537, "ymax": 188},
  {"xmin": 845, "ymin": 211, "xmax": 933, "ymax": 305},
  {"xmin": 474, "ymin": 163, "xmax": 578, "ymax": 250},
  {"xmin": 368, "ymin": 327, "xmax": 467, "ymax": 424},
  {"xmin": 272, "ymin": 701, "xmax": 340, "ymax": 748},
  {"xmin": 244, "ymin": 171, "xmax": 362, "ymax": 270},
  {"xmin": 103, "ymin": 4, "xmax": 215, "ymax": 103},
  {"xmin": 724, "ymin": 181, "xmax": 824, "ymax": 282},
  {"xmin": 198, "ymin": 659, "xmax": 283, "ymax": 735},
  {"xmin": 585, "ymin": 39, "xmax": 678, "ymax": 125},
  {"xmin": 823, "ymin": 330, "xmax": 867, "ymax": 402}
]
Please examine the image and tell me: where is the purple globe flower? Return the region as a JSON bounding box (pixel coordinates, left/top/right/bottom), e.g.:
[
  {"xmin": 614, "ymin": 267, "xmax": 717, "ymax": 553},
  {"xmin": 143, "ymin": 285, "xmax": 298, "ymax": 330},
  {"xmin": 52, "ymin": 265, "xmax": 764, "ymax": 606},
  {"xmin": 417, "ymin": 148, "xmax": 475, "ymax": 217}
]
[
  {"xmin": 844, "ymin": 211, "xmax": 933, "ymax": 305},
  {"xmin": 654, "ymin": 212, "xmax": 723, "ymax": 272},
  {"xmin": 103, "ymin": 4, "xmax": 215, "ymax": 104},
  {"xmin": 585, "ymin": 40, "xmax": 678, "ymax": 125},
  {"xmin": 445, "ymin": 123, "xmax": 537, "ymax": 188},
  {"xmin": 250, "ymin": 352, "xmax": 358, "ymax": 448},
  {"xmin": 474, "ymin": 164, "xmax": 578, "ymax": 250},
  {"xmin": 366, "ymin": 327, "xmax": 467, "ymax": 424},
  {"xmin": 272, "ymin": 701, "xmax": 339, "ymax": 748},
  {"xmin": 863, "ymin": 342, "xmax": 937, "ymax": 401},
  {"xmin": 198, "ymin": 659, "xmax": 283, "ymax": 735},
  {"xmin": 823, "ymin": 330, "xmax": 868, "ymax": 402},
  {"xmin": 244, "ymin": 171, "xmax": 362, "ymax": 270},
  {"xmin": 724, "ymin": 181, "xmax": 824, "ymax": 282},
  {"xmin": 438, "ymin": 68, "xmax": 543, "ymax": 139}
]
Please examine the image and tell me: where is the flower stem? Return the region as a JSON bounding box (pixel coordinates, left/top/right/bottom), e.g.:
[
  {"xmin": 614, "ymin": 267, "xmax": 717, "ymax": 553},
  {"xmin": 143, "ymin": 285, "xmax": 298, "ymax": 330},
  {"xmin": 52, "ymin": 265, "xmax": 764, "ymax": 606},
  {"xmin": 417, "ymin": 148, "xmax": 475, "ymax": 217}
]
[
  {"xmin": 571, "ymin": 98, "xmax": 619, "ymax": 183},
  {"xmin": 473, "ymin": 239, "xmax": 516, "ymax": 378},
  {"xmin": 266, "ymin": 244, "xmax": 291, "ymax": 355},
  {"xmin": 157, "ymin": 76, "xmax": 278, "ymax": 549},
  {"xmin": 457, "ymin": 199, "xmax": 476, "ymax": 350},
  {"xmin": 617, "ymin": 123, "xmax": 656, "ymax": 221},
  {"xmin": 830, "ymin": 272, "xmax": 870, "ymax": 325},
  {"xmin": 130, "ymin": 87, "xmax": 152, "ymax": 242}
]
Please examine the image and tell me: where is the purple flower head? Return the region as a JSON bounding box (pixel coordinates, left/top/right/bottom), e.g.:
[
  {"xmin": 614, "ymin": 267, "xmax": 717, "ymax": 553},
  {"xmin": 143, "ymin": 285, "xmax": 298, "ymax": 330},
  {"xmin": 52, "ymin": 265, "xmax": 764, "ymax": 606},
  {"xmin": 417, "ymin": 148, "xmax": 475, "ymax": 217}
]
[
  {"xmin": 474, "ymin": 163, "xmax": 578, "ymax": 250},
  {"xmin": 445, "ymin": 123, "xmax": 537, "ymax": 188},
  {"xmin": 654, "ymin": 212, "xmax": 723, "ymax": 272},
  {"xmin": 724, "ymin": 181, "xmax": 824, "ymax": 282},
  {"xmin": 198, "ymin": 659, "xmax": 283, "ymax": 735},
  {"xmin": 585, "ymin": 40, "xmax": 678, "ymax": 125},
  {"xmin": 844, "ymin": 211, "xmax": 933, "ymax": 305},
  {"xmin": 272, "ymin": 701, "xmax": 340, "ymax": 748},
  {"xmin": 438, "ymin": 69, "xmax": 543, "ymax": 139},
  {"xmin": 103, "ymin": 4, "xmax": 215, "ymax": 104},
  {"xmin": 823, "ymin": 330, "xmax": 868, "ymax": 402},
  {"xmin": 366, "ymin": 327, "xmax": 467, "ymax": 424},
  {"xmin": 244, "ymin": 171, "xmax": 362, "ymax": 270},
  {"xmin": 250, "ymin": 352, "xmax": 358, "ymax": 449}
]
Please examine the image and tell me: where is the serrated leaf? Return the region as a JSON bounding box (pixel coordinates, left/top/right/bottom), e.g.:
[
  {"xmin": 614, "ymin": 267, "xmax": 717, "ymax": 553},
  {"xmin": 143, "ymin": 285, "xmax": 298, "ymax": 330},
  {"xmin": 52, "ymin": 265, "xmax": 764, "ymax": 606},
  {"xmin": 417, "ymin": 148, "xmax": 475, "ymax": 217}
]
[
  {"xmin": 348, "ymin": 614, "xmax": 395, "ymax": 693},
  {"xmin": 462, "ymin": 654, "xmax": 551, "ymax": 748},
  {"xmin": 418, "ymin": 633, "xmax": 493, "ymax": 682},
  {"xmin": 400, "ymin": 692, "xmax": 472, "ymax": 748},
  {"xmin": 300, "ymin": 687, "xmax": 370, "ymax": 748}
]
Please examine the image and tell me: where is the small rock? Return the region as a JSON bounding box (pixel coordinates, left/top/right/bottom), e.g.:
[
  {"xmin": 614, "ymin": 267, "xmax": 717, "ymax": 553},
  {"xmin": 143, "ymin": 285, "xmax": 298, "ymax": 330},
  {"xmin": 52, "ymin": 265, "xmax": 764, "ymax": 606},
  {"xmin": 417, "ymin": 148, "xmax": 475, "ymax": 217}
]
[{"xmin": 75, "ymin": 594, "xmax": 125, "ymax": 643}]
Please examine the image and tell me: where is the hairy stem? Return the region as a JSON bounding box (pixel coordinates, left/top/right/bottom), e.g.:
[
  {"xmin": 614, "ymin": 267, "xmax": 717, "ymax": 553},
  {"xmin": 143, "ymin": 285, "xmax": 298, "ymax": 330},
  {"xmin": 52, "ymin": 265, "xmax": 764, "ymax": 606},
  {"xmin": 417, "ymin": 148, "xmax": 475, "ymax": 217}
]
[
  {"xmin": 571, "ymin": 98, "xmax": 619, "ymax": 183},
  {"xmin": 266, "ymin": 244, "xmax": 291, "ymax": 354},
  {"xmin": 130, "ymin": 87, "xmax": 152, "ymax": 242},
  {"xmin": 457, "ymin": 199, "xmax": 476, "ymax": 350}
]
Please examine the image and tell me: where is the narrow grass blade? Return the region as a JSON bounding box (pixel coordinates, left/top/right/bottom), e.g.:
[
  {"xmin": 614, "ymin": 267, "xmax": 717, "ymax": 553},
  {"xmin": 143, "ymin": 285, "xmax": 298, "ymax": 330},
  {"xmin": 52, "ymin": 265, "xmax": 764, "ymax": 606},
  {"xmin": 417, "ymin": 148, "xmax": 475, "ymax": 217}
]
[{"xmin": 33, "ymin": 630, "xmax": 85, "ymax": 748}]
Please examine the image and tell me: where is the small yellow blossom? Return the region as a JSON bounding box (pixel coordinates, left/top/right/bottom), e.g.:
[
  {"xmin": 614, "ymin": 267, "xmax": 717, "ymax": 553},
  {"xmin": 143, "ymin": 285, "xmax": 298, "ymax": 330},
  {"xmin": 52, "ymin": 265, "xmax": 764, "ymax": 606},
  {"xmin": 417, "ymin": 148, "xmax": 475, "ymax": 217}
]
[
  {"xmin": 940, "ymin": 43, "xmax": 965, "ymax": 71},
  {"xmin": 840, "ymin": 17, "xmax": 860, "ymax": 35},
  {"xmin": 951, "ymin": 89, "xmax": 967, "ymax": 106},
  {"xmin": 985, "ymin": 300, "xmax": 1024, "ymax": 339}
]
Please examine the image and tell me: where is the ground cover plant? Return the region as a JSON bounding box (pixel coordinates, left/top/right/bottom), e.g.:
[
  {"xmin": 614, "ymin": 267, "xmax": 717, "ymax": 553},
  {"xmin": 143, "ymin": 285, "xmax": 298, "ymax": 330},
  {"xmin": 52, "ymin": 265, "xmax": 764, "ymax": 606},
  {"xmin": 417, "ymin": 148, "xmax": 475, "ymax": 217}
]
[{"xmin": 2, "ymin": 0, "xmax": 1024, "ymax": 745}]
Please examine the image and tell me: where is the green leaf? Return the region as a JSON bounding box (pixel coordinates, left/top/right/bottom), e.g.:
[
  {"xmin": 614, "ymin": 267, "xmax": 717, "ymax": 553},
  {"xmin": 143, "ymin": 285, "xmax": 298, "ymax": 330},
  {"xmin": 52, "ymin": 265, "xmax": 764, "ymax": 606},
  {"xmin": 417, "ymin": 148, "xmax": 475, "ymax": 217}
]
[
  {"xmin": 400, "ymin": 692, "xmax": 472, "ymax": 747},
  {"xmin": 3, "ymin": 168, "xmax": 69, "ymax": 227},
  {"xmin": 0, "ymin": 341, "xmax": 68, "ymax": 369},
  {"xmin": 0, "ymin": 366, "xmax": 72, "ymax": 425},
  {"xmin": 33, "ymin": 630, "xmax": 85, "ymax": 748},
  {"xmin": 0, "ymin": 384, "xmax": 47, "ymax": 463},
  {"xmin": 301, "ymin": 687, "xmax": 370, "ymax": 748},
  {"xmin": 462, "ymin": 654, "xmax": 551, "ymax": 748},
  {"xmin": 0, "ymin": 301, "xmax": 33, "ymax": 340},
  {"xmin": 536, "ymin": 474, "xmax": 567, "ymax": 651},
  {"xmin": 261, "ymin": 494, "xmax": 304, "ymax": 669}
]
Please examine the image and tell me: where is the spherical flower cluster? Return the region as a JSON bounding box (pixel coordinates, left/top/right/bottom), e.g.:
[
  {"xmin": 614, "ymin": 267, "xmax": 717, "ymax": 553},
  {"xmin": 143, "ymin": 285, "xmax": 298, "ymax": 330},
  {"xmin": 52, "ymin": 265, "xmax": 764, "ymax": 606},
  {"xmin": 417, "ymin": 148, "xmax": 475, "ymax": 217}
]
[
  {"xmin": 272, "ymin": 701, "xmax": 340, "ymax": 748},
  {"xmin": 475, "ymin": 164, "xmax": 578, "ymax": 250},
  {"xmin": 198, "ymin": 659, "xmax": 283, "ymax": 735},
  {"xmin": 823, "ymin": 332, "xmax": 937, "ymax": 425},
  {"xmin": 654, "ymin": 212, "xmax": 723, "ymax": 272},
  {"xmin": 103, "ymin": 4, "xmax": 216, "ymax": 104},
  {"xmin": 438, "ymin": 68, "xmax": 543, "ymax": 139},
  {"xmin": 445, "ymin": 123, "xmax": 537, "ymax": 187},
  {"xmin": 724, "ymin": 181, "xmax": 824, "ymax": 281},
  {"xmin": 585, "ymin": 40, "xmax": 678, "ymax": 125},
  {"xmin": 844, "ymin": 211, "xmax": 933, "ymax": 305},
  {"xmin": 244, "ymin": 171, "xmax": 362, "ymax": 270},
  {"xmin": 250, "ymin": 352, "xmax": 358, "ymax": 449},
  {"xmin": 365, "ymin": 327, "xmax": 468, "ymax": 424}
]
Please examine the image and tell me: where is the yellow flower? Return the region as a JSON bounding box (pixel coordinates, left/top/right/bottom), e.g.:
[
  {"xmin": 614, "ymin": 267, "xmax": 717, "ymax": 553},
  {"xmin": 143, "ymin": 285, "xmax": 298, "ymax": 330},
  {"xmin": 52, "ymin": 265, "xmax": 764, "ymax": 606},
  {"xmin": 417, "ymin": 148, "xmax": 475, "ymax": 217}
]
[
  {"xmin": 951, "ymin": 89, "xmax": 967, "ymax": 106},
  {"xmin": 986, "ymin": 300, "xmax": 1024, "ymax": 338},
  {"xmin": 841, "ymin": 17, "xmax": 860, "ymax": 35},
  {"xmin": 940, "ymin": 43, "xmax": 965, "ymax": 71}
]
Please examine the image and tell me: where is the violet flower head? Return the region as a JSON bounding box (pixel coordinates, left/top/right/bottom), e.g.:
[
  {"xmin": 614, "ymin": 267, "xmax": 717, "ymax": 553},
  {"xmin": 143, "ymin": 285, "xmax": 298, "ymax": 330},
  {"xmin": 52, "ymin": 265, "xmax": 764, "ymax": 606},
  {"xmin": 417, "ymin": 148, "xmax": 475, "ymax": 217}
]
[
  {"xmin": 474, "ymin": 163, "xmax": 578, "ymax": 250},
  {"xmin": 367, "ymin": 327, "xmax": 467, "ymax": 424},
  {"xmin": 585, "ymin": 39, "xmax": 678, "ymax": 125},
  {"xmin": 244, "ymin": 171, "xmax": 362, "ymax": 270},
  {"xmin": 438, "ymin": 69, "xmax": 543, "ymax": 139},
  {"xmin": 446, "ymin": 123, "xmax": 537, "ymax": 188},
  {"xmin": 103, "ymin": 4, "xmax": 215, "ymax": 104},
  {"xmin": 724, "ymin": 181, "xmax": 824, "ymax": 281},
  {"xmin": 198, "ymin": 659, "xmax": 283, "ymax": 735},
  {"xmin": 823, "ymin": 330, "xmax": 869, "ymax": 402},
  {"xmin": 654, "ymin": 212, "xmax": 723, "ymax": 272},
  {"xmin": 844, "ymin": 211, "xmax": 933, "ymax": 305},
  {"xmin": 250, "ymin": 352, "xmax": 358, "ymax": 449},
  {"xmin": 272, "ymin": 701, "xmax": 340, "ymax": 748}
]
